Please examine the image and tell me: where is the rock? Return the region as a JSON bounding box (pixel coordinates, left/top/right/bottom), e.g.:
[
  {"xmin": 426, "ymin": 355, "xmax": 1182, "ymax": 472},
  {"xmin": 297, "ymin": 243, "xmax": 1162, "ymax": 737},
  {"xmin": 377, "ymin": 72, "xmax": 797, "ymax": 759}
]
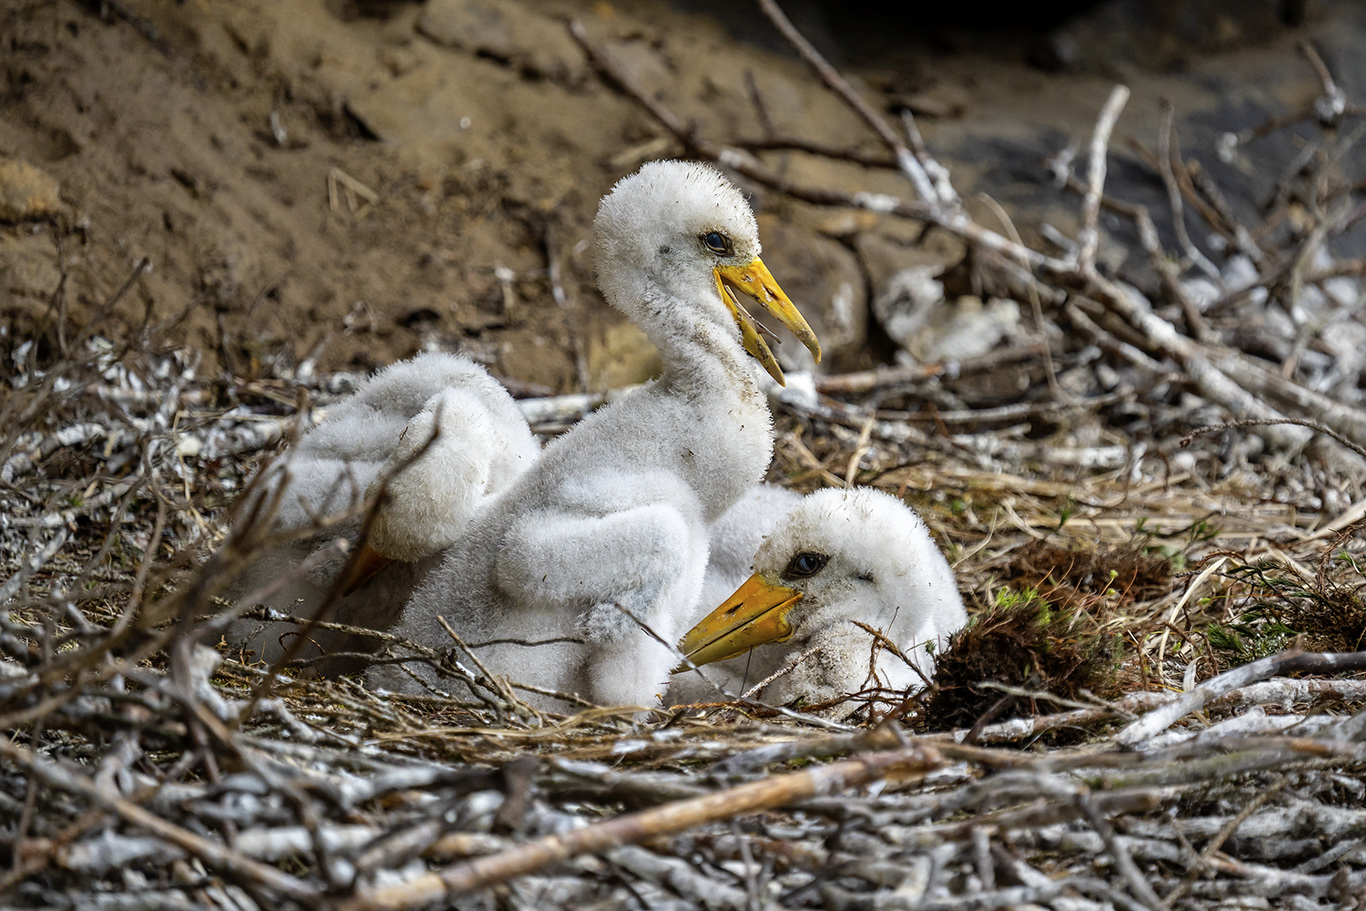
[
  {"xmin": 1180, "ymin": 276, "xmax": 1221, "ymax": 313},
  {"xmin": 1221, "ymin": 254, "xmax": 1268, "ymax": 308},
  {"xmin": 417, "ymin": 0, "xmax": 585, "ymax": 83},
  {"xmin": 0, "ymin": 232, "xmax": 62, "ymax": 304},
  {"xmin": 0, "ymin": 158, "xmax": 62, "ymax": 222},
  {"xmin": 1042, "ymin": 0, "xmax": 1294, "ymax": 73},
  {"xmin": 887, "ymin": 84, "xmax": 972, "ymax": 120},
  {"xmin": 1321, "ymin": 320, "xmax": 1366, "ymax": 400},
  {"xmin": 602, "ymin": 38, "xmax": 673, "ymax": 102},
  {"xmin": 755, "ymin": 215, "xmax": 867, "ymax": 372}
]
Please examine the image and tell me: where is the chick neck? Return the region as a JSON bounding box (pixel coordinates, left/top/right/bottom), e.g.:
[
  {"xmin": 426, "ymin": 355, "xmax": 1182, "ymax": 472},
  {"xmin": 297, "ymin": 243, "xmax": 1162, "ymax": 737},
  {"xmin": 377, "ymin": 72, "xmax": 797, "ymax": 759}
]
[
  {"xmin": 586, "ymin": 271, "xmax": 772, "ymax": 522},
  {"xmin": 631, "ymin": 274, "xmax": 764, "ymax": 404}
]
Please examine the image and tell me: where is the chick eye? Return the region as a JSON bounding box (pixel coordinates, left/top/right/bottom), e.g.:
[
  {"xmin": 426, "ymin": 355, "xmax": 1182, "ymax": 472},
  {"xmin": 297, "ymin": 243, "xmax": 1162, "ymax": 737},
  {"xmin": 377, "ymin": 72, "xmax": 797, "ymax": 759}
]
[
  {"xmin": 702, "ymin": 231, "xmax": 731, "ymax": 255},
  {"xmin": 783, "ymin": 551, "xmax": 829, "ymax": 580}
]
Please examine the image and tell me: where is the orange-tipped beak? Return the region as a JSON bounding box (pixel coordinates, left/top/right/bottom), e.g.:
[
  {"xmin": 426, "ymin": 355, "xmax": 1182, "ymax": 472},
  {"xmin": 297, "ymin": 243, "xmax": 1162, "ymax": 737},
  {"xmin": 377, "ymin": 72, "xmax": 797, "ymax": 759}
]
[
  {"xmin": 676, "ymin": 572, "xmax": 803, "ymax": 668},
  {"xmin": 339, "ymin": 541, "xmax": 395, "ymax": 596},
  {"xmin": 716, "ymin": 257, "xmax": 822, "ymax": 386}
]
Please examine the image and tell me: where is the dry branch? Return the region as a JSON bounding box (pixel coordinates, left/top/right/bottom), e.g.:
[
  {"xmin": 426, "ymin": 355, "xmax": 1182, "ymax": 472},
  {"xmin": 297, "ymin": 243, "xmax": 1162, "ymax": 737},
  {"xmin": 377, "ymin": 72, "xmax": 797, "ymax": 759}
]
[
  {"xmin": 1116, "ymin": 648, "xmax": 1366, "ymax": 747},
  {"xmin": 341, "ymin": 745, "xmax": 943, "ymax": 908},
  {"xmin": 0, "ymin": 735, "xmax": 317, "ymax": 903}
]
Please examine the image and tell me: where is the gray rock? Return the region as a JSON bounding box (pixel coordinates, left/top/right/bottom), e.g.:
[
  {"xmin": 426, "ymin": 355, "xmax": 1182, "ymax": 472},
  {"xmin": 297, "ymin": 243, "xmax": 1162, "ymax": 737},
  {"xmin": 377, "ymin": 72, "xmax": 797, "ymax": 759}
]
[
  {"xmin": 1043, "ymin": 0, "xmax": 1298, "ymax": 74},
  {"xmin": 871, "ymin": 265, "xmax": 943, "ymax": 354},
  {"xmin": 0, "ymin": 232, "xmax": 61, "ymax": 305},
  {"xmin": 857, "ymin": 230, "xmax": 972, "ymax": 360},
  {"xmin": 855, "ymin": 231, "xmax": 966, "ymax": 296},
  {"xmin": 755, "ymin": 215, "xmax": 867, "ymax": 372}
]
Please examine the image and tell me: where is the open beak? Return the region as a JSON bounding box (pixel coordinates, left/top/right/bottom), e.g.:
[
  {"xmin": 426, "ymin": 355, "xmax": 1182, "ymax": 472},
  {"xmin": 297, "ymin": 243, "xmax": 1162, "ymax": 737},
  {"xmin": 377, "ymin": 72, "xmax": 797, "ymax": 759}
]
[
  {"xmin": 675, "ymin": 572, "xmax": 803, "ymax": 668},
  {"xmin": 715, "ymin": 258, "xmax": 822, "ymax": 386},
  {"xmin": 339, "ymin": 541, "xmax": 395, "ymax": 596}
]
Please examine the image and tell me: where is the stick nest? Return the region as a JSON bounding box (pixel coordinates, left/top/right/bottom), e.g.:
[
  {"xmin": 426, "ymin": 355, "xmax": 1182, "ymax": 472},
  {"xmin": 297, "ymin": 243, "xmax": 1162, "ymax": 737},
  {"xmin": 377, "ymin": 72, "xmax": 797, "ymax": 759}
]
[{"xmin": 3, "ymin": 8, "xmax": 1366, "ymax": 910}]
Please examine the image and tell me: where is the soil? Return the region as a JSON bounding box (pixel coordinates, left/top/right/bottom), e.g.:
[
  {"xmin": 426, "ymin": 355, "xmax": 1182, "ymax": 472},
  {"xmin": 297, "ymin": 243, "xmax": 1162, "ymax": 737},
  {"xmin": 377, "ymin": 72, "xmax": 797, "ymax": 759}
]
[{"xmin": 3, "ymin": 0, "xmax": 1362, "ymax": 389}]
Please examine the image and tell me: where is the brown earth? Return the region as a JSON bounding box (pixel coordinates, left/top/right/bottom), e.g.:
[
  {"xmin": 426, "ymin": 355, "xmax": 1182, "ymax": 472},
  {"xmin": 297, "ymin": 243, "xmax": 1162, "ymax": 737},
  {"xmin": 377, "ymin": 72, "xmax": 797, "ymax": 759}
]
[{"xmin": 2, "ymin": 0, "xmax": 1359, "ymax": 390}]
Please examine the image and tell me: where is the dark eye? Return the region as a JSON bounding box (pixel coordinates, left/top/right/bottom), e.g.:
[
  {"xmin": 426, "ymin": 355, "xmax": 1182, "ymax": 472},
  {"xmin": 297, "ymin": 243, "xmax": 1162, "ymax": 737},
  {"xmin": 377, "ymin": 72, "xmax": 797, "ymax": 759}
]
[
  {"xmin": 702, "ymin": 231, "xmax": 730, "ymax": 255},
  {"xmin": 783, "ymin": 551, "xmax": 829, "ymax": 580}
]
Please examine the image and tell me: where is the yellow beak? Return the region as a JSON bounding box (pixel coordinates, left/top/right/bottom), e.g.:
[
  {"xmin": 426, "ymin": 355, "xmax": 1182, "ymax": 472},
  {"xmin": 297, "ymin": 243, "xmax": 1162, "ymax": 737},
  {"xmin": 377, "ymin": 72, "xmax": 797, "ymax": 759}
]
[
  {"xmin": 676, "ymin": 572, "xmax": 803, "ymax": 668},
  {"xmin": 715, "ymin": 258, "xmax": 822, "ymax": 386},
  {"xmin": 339, "ymin": 541, "xmax": 395, "ymax": 596}
]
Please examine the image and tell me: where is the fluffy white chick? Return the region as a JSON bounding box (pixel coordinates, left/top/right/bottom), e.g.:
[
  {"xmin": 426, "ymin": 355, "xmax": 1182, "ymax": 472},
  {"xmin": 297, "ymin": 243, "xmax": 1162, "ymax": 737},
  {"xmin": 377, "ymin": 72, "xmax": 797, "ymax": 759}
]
[
  {"xmin": 672, "ymin": 487, "xmax": 966, "ymax": 706},
  {"xmin": 225, "ymin": 352, "xmax": 538, "ymax": 667},
  {"xmin": 377, "ymin": 161, "xmax": 821, "ymax": 708}
]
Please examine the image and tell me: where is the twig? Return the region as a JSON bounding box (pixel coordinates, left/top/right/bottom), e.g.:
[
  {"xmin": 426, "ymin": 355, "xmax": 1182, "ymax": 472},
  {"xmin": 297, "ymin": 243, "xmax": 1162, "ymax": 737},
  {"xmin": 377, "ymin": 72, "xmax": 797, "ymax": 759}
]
[
  {"xmin": 1075, "ymin": 790, "xmax": 1164, "ymax": 911},
  {"xmin": 737, "ymin": 136, "xmax": 896, "ymax": 169},
  {"xmin": 1116, "ymin": 648, "xmax": 1366, "ymax": 748},
  {"xmin": 751, "ymin": 0, "xmax": 941, "ymax": 207},
  {"xmin": 0, "ymin": 734, "xmax": 317, "ymax": 902},
  {"xmin": 814, "ymin": 344, "xmax": 1046, "ymax": 396},
  {"xmin": 339, "ymin": 745, "xmax": 943, "ymax": 907},
  {"xmin": 1300, "ymin": 40, "xmax": 1346, "ymax": 125},
  {"xmin": 0, "ymin": 529, "xmax": 70, "ymax": 604},
  {"xmin": 541, "ymin": 218, "xmax": 591, "ymax": 393},
  {"xmin": 1163, "ymin": 776, "xmax": 1288, "ymax": 905},
  {"xmin": 900, "ymin": 110, "xmax": 959, "ymax": 207},
  {"xmin": 740, "ymin": 643, "xmax": 823, "ymax": 700},
  {"xmin": 1181, "ymin": 416, "xmax": 1366, "ymax": 462},
  {"xmin": 1157, "ymin": 103, "xmax": 1221, "ymax": 282},
  {"xmin": 1076, "ymin": 85, "xmax": 1131, "ymax": 275}
]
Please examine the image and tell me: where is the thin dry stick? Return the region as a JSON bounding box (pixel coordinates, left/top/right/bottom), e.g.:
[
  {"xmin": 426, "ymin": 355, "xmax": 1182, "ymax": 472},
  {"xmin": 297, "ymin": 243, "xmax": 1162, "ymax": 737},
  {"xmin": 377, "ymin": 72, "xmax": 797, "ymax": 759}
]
[
  {"xmin": 1130, "ymin": 200, "xmax": 1209, "ymax": 339},
  {"xmin": 0, "ymin": 734, "xmax": 316, "ymax": 902},
  {"xmin": 1076, "ymin": 85, "xmax": 1131, "ymax": 274},
  {"xmin": 1181, "ymin": 417, "xmax": 1366, "ymax": 462},
  {"xmin": 900, "ymin": 109, "xmax": 959, "ymax": 206},
  {"xmin": 1080, "ymin": 272, "xmax": 1333, "ymax": 464},
  {"xmin": 0, "ymin": 528, "xmax": 70, "ymax": 604},
  {"xmin": 815, "ymin": 344, "xmax": 1046, "ymax": 396},
  {"xmin": 752, "ymin": 0, "xmax": 940, "ymax": 206},
  {"xmin": 1300, "ymin": 39, "xmax": 1346, "ymax": 124},
  {"xmin": 614, "ymin": 603, "xmax": 854, "ymax": 731},
  {"xmin": 741, "ymin": 643, "xmax": 823, "ymax": 700},
  {"xmin": 339, "ymin": 745, "xmax": 943, "ymax": 909},
  {"xmin": 1164, "ymin": 776, "xmax": 1288, "ymax": 905},
  {"xmin": 1158, "ymin": 102, "xmax": 1221, "ymax": 282},
  {"xmin": 842, "ymin": 405, "xmax": 878, "ymax": 487},
  {"xmin": 1075, "ymin": 790, "xmax": 1163, "ymax": 911},
  {"xmin": 1116, "ymin": 648, "xmax": 1366, "ymax": 747},
  {"xmin": 437, "ymin": 616, "xmax": 545, "ymax": 720}
]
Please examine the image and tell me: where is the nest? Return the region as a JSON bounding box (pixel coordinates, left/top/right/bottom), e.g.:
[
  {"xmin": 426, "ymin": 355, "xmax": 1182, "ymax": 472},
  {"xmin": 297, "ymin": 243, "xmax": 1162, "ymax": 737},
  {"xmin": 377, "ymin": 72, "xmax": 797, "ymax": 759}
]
[{"xmin": 4, "ymin": 4, "xmax": 1366, "ymax": 910}]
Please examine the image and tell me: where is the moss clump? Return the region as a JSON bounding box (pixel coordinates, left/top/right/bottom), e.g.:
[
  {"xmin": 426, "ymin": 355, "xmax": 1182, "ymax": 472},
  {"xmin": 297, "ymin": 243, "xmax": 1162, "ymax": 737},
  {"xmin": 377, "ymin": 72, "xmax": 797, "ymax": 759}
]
[
  {"xmin": 916, "ymin": 587, "xmax": 1122, "ymax": 734},
  {"xmin": 998, "ymin": 540, "xmax": 1176, "ymax": 607}
]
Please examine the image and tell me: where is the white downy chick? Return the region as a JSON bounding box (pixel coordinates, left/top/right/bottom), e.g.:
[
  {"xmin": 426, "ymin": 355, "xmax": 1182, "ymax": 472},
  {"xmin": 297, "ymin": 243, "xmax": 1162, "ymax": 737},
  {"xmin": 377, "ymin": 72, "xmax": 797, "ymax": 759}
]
[
  {"xmin": 673, "ymin": 487, "xmax": 966, "ymax": 706},
  {"xmin": 379, "ymin": 161, "xmax": 821, "ymax": 708}
]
